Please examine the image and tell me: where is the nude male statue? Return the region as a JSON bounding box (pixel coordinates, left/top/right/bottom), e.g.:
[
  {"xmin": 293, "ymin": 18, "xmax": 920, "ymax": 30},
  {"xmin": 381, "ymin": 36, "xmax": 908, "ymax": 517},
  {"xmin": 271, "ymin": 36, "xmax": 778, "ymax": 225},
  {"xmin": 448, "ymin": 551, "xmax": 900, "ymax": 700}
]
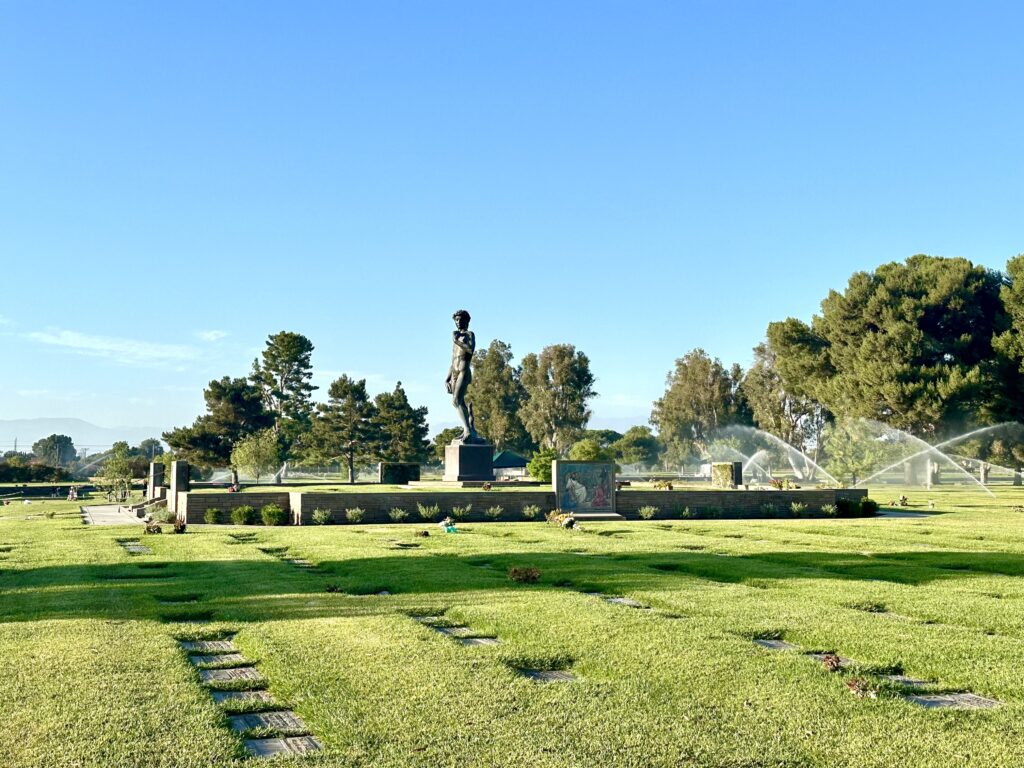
[{"xmin": 445, "ymin": 309, "xmax": 480, "ymax": 443}]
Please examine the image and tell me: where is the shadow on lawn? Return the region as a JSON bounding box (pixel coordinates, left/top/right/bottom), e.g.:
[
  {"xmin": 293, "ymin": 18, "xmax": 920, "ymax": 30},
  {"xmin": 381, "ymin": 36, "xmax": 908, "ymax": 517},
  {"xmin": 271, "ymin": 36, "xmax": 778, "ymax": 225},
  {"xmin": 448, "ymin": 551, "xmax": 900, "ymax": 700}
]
[{"xmin": 1, "ymin": 545, "xmax": 1022, "ymax": 624}]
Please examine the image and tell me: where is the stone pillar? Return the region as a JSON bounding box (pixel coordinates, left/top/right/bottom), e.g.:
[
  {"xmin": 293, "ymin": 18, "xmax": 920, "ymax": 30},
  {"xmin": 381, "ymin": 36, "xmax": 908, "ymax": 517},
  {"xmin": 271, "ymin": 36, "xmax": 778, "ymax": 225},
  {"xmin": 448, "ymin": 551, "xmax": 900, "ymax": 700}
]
[
  {"xmin": 168, "ymin": 460, "xmax": 190, "ymax": 517},
  {"xmin": 443, "ymin": 443, "xmax": 494, "ymax": 482},
  {"xmin": 147, "ymin": 462, "xmax": 165, "ymax": 500},
  {"xmin": 731, "ymin": 461, "xmax": 743, "ymax": 488},
  {"xmin": 1014, "ymin": 469, "xmax": 1022, "ymax": 487}
]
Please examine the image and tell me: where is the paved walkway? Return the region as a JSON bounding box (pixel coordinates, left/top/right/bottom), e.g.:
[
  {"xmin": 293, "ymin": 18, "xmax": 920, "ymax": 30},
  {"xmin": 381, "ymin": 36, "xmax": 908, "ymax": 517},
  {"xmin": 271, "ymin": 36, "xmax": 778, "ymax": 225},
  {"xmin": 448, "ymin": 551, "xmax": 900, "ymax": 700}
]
[{"xmin": 80, "ymin": 505, "xmax": 144, "ymax": 526}]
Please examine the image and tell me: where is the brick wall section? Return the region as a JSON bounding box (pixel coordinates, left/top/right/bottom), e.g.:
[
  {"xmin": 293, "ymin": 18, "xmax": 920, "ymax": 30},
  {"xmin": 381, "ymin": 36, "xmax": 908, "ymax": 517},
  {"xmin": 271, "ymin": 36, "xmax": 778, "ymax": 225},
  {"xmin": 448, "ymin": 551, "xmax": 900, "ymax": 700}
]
[
  {"xmin": 178, "ymin": 492, "xmax": 291, "ymax": 524},
  {"xmin": 292, "ymin": 491, "xmax": 556, "ymax": 524},
  {"xmin": 616, "ymin": 488, "xmax": 867, "ymax": 517},
  {"xmin": 177, "ymin": 487, "xmax": 868, "ymax": 524}
]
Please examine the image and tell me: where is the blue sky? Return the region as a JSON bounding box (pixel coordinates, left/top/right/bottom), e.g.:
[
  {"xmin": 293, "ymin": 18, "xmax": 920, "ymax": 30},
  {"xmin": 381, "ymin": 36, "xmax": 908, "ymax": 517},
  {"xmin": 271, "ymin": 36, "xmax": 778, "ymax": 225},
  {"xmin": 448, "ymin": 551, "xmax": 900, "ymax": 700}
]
[{"xmin": 2, "ymin": 1, "xmax": 1022, "ymax": 440}]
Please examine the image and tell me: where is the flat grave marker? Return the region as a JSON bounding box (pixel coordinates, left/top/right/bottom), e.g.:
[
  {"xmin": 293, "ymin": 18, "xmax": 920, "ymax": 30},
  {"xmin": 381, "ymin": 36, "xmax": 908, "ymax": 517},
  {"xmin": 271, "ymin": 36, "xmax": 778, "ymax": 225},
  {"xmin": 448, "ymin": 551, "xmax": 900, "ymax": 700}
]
[
  {"xmin": 212, "ymin": 690, "xmax": 275, "ymax": 705},
  {"xmin": 189, "ymin": 653, "xmax": 246, "ymax": 666},
  {"xmin": 754, "ymin": 639, "xmax": 799, "ymax": 651},
  {"xmin": 181, "ymin": 640, "xmax": 235, "ymax": 653},
  {"xmin": 902, "ymin": 693, "xmax": 1000, "ymax": 709},
  {"xmin": 243, "ymin": 736, "xmax": 323, "ymax": 757},
  {"xmin": 199, "ymin": 667, "xmax": 263, "ymax": 684},
  {"xmin": 517, "ymin": 668, "xmax": 576, "ymax": 683},
  {"xmin": 458, "ymin": 637, "xmax": 499, "ymax": 646},
  {"xmin": 229, "ymin": 710, "xmax": 308, "ymax": 733}
]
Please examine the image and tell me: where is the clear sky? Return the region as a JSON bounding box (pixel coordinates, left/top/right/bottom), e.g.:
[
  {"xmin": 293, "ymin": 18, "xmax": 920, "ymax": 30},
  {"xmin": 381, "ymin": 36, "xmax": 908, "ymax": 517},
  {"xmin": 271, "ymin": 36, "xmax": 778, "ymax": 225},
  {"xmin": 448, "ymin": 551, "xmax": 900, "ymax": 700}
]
[{"xmin": 1, "ymin": 1, "xmax": 1022, "ymax": 440}]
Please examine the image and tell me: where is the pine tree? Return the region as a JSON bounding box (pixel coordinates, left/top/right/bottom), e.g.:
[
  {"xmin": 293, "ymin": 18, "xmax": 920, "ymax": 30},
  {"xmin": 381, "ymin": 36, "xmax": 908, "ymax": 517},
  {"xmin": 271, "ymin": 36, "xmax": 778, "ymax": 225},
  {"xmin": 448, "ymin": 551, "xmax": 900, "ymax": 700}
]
[
  {"xmin": 305, "ymin": 375, "xmax": 379, "ymax": 483},
  {"xmin": 371, "ymin": 382, "xmax": 430, "ymax": 463}
]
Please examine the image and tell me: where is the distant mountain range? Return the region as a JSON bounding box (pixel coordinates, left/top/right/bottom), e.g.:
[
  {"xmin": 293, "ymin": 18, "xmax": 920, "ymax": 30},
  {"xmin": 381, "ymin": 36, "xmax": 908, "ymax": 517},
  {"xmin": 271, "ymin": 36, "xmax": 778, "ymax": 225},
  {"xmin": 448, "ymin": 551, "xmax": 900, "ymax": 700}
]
[{"xmin": 0, "ymin": 418, "xmax": 164, "ymax": 454}]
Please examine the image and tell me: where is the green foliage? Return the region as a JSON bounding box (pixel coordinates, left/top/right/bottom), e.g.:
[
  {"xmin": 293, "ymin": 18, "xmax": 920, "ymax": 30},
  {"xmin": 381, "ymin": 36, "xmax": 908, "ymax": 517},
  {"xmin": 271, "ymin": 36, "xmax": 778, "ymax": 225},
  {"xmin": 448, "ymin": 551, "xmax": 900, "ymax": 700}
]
[
  {"xmin": 835, "ymin": 498, "xmax": 857, "ymax": 518},
  {"xmin": 203, "ymin": 508, "xmax": 221, "ymax": 525},
  {"xmin": 388, "ymin": 507, "xmax": 409, "ymax": 523},
  {"xmin": 527, "ymin": 448, "xmax": 557, "ymax": 483},
  {"xmin": 790, "ymin": 501, "xmax": 807, "ymax": 516},
  {"xmin": 519, "ymin": 344, "xmax": 596, "ymax": 451},
  {"xmin": 345, "ymin": 507, "xmax": 365, "ymax": 524},
  {"xmin": 416, "ymin": 502, "xmax": 441, "ymax": 521},
  {"xmin": 679, "ymin": 506, "xmax": 693, "ymax": 519},
  {"xmin": 610, "ymin": 426, "xmax": 661, "ymax": 468},
  {"xmin": 860, "ymin": 498, "xmax": 879, "ymax": 516},
  {"xmin": 372, "ymin": 382, "xmax": 430, "ymax": 463},
  {"xmin": 651, "ymin": 349, "xmax": 751, "ymax": 466},
  {"xmin": 521, "ymin": 504, "xmax": 542, "ymax": 520},
  {"xmin": 260, "ymin": 503, "xmax": 287, "ymax": 526},
  {"xmin": 466, "ymin": 339, "xmax": 535, "ymax": 453},
  {"xmin": 305, "ymin": 375, "xmax": 379, "ymax": 483},
  {"xmin": 823, "ymin": 420, "xmax": 898, "ymax": 485},
  {"xmin": 450, "ymin": 503, "xmax": 472, "ymax": 521},
  {"xmin": 101, "ymin": 442, "xmax": 134, "ymax": 502},
  {"xmin": 567, "ymin": 438, "xmax": 617, "ymax": 466},
  {"xmin": 821, "ymin": 503, "xmax": 838, "ymax": 517},
  {"xmin": 484, "ymin": 505, "xmax": 503, "ymax": 520},
  {"xmin": 250, "ymin": 331, "xmax": 318, "ymax": 454},
  {"xmin": 637, "ymin": 505, "xmax": 658, "ymax": 520},
  {"xmin": 311, "ymin": 508, "xmax": 333, "ymax": 525},
  {"xmin": 768, "ymin": 254, "xmax": 1021, "ymax": 435},
  {"xmin": 230, "ymin": 429, "xmax": 280, "ymax": 485},
  {"xmin": 760, "ymin": 502, "xmax": 777, "ymax": 516},
  {"xmin": 31, "ymin": 434, "xmax": 76, "ymax": 467},
  {"xmin": 231, "ymin": 505, "xmax": 256, "ymax": 525}
]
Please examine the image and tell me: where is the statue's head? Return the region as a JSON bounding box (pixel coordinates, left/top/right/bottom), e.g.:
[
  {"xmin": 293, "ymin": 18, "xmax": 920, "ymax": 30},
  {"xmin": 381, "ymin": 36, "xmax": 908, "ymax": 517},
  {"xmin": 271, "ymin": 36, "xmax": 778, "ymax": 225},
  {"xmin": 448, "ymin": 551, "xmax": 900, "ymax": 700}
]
[{"xmin": 453, "ymin": 309, "xmax": 471, "ymax": 330}]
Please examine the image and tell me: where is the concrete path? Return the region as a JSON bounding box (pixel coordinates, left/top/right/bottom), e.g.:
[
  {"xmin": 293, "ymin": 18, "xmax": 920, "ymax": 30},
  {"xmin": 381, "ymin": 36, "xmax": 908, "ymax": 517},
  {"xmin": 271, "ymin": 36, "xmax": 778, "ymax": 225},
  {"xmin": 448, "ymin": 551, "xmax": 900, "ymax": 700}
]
[{"xmin": 80, "ymin": 505, "xmax": 144, "ymax": 526}]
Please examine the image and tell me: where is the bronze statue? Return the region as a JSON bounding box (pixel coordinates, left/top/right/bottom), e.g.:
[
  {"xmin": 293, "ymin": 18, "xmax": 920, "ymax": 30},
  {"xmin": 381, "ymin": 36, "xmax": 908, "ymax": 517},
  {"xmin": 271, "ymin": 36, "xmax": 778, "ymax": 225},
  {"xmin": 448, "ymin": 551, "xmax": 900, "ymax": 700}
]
[{"xmin": 445, "ymin": 309, "xmax": 481, "ymax": 443}]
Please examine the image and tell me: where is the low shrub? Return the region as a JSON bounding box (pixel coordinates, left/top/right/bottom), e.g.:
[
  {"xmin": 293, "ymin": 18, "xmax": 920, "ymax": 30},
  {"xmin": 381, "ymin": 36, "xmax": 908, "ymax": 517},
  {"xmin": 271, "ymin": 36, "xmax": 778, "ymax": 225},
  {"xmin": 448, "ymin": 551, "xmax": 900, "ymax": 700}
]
[
  {"xmin": 204, "ymin": 508, "xmax": 221, "ymax": 525},
  {"xmin": 860, "ymin": 498, "xmax": 880, "ymax": 516},
  {"xmin": 508, "ymin": 566, "xmax": 540, "ymax": 583},
  {"xmin": 820, "ymin": 503, "xmax": 838, "ymax": 517},
  {"xmin": 790, "ymin": 501, "xmax": 808, "ymax": 517},
  {"xmin": 173, "ymin": 520, "xmax": 187, "ymax": 534},
  {"xmin": 484, "ymin": 505, "xmax": 503, "ymax": 520},
  {"xmin": 704, "ymin": 506, "xmax": 723, "ymax": 519},
  {"xmin": 158, "ymin": 508, "xmax": 176, "ymax": 524},
  {"xmin": 760, "ymin": 502, "xmax": 777, "ymax": 517},
  {"xmin": 345, "ymin": 507, "xmax": 365, "ymax": 524},
  {"xmin": 389, "ymin": 507, "xmax": 409, "ymax": 523},
  {"xmin": 637, "ymin": 505, "xmax": 659, "ymax": 520},
  {"xmin": 311, "ymin": 508, "xmax": 333, "ymax": 525},
  {"xmin": 261, "ymin": 503, "xmax": 287, "ymax": 526},
  {"xmin": 450, "ymin": 504, "xmax": 472, "ymax": 521},
  {"xmin": 835, "ymin": 498, "xmax": 857, "ymax": 517},
  {"xmin": 144, "ymin": 522, "xmax": 162, "ymax": 534},
  {"xmin": 231, "ymin": 505, "xmax": 256, "ymax": 525},
  {"xmin": 417, "ymin": 502, "xmax": 441, "ymax": 521},
  {"xmin": 521, "ymin": 504, "xmax": 541, "ymax": 520},
  {"xmin": 678, "ymin": 506, "xmax": 693, "ymax": 519}
]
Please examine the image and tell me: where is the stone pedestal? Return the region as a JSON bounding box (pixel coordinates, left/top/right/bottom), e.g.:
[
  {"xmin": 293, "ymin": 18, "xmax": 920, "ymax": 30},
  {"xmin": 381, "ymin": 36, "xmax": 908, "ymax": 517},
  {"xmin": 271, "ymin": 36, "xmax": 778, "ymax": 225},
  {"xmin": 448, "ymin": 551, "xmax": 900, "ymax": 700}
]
[
  {"xmin": 169, "ymin": 460, "xmax": 190, "ymax": 517},
  {"xmin": 147, "ymin": 462, "xmax": 165, "ymax": 500},
  {"xmin": 443, "ymin": 442, "xmax": 494, "ymax": 482}
]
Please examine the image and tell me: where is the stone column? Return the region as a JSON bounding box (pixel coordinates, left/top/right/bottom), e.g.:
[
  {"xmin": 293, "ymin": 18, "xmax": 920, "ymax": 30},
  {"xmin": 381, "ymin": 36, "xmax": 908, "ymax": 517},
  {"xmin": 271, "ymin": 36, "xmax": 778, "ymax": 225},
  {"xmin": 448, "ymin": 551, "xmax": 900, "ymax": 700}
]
[
  {"xmin": 168, "ymin": 460, "xmax": 190, "ymax": 517},
  {"xmin": 1014, "ymin": 469, "xmax": 1022, "ymax": 487},
  {"xmin": 147, "ymin": 462, "xmax": 165, "ymax": 500}
]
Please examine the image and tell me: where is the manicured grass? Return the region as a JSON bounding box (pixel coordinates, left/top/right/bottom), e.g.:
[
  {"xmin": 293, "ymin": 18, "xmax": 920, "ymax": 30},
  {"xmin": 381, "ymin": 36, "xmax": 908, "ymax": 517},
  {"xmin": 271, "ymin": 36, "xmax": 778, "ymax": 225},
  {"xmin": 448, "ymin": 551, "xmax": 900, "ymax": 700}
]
[{"xmin": 1, "ymin": 487, "xmax": 1023, "ymax": 766}]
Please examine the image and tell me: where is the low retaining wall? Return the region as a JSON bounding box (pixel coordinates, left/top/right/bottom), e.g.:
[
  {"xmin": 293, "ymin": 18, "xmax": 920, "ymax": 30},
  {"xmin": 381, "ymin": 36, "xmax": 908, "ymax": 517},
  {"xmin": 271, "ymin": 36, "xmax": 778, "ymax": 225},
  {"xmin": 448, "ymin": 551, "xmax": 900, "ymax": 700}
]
[{"xmin": 176, "ymin": 487, "xmax": 869, "ymax": 525}]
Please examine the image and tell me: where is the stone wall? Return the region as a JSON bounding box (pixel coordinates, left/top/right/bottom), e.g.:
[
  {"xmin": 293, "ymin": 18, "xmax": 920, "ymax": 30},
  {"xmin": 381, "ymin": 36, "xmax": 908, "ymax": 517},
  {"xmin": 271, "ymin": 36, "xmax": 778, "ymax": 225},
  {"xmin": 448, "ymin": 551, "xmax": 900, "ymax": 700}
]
[{"xmin": 176, "ymin": 487, "xmax": 869, "ymax": 525}]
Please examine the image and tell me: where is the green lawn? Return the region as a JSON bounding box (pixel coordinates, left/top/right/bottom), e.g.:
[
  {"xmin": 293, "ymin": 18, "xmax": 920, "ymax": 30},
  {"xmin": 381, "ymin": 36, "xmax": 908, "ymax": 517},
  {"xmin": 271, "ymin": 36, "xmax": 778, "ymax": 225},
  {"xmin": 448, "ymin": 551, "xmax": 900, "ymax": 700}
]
[{"xmin": 1, "ymin": 487, "xmax": 1023, "ymax": 766}]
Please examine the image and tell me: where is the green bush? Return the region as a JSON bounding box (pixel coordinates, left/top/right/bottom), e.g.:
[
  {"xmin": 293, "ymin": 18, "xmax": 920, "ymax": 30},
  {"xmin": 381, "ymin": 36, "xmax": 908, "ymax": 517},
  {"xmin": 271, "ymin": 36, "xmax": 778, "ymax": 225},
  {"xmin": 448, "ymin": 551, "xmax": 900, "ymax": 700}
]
[
  {"xmin": 417, "ymin": 502, "xmax": 441, "ymax": 521},
  {"xmin": 261, "ymin": 503, "xmax": 287, "ymax": 526},
  {"xmin": 231, "ymin": 505, "xmax": 256, "ymax": 525},
  {"xmin": 311, "ymin": 508, "xmax": 333, "ymax": 525},
  {"xmin": 820, "ymin": 503, "xmax": 838, "ymax": 517},
  {"xmin": 451, "ymin": 503, "xmax": 472, "ymax": 521},
  {"xmin": 637, "ymin": 505, "xmax": 658, "ymax": 520},
  {"xmin": 835, "ymin": 498, "xmax": 857, "ymax": 517},
  {"xmin": 521, "ymin": 504, "xmax": 541, "ymax": 520},
  {"xmin": 678, "ymin": 506, "xmax": 693, "ymax": 519},
  {"xmin": 790, "ymin": 502, "xmax": 808, "ymax": 517},
  {"xmin": 760, "ymin": 502, "xmax": 777, "ymax": 517},
  {"xmin": 484, "ymin": 505, "xmax": 503, "ymax": 520},
  {"xmin": 389, "ymin": 507, "xmax": 409, "ymax": 523},
  {"xmin": 704, "ymin": 506, "xmax": 723, "ymax": 519},
  {"xmin": 204, "ymin": 508, "xmax": 221, "ymax": 525},
  {"xmin": 527, "ymin": 448, "xmax": 557, "ymax": 483},
  {"xmin": 158, "ymin": 508, "xmax": 176, "ymax": 524},
  {"xmin": 860, "ymin": 498, "xmax": 879, "ymax": 516},
  {"xmin": 345, "ymin": 507, "xmax": 365, "ymax": 524}
]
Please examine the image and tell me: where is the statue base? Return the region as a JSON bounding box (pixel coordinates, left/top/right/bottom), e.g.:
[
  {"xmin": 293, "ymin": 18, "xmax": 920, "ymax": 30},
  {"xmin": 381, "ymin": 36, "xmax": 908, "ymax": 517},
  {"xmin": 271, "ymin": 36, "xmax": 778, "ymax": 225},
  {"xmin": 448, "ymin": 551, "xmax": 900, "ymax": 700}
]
[{"xmin": 443, "ymin": 442, "xmax": 494, "ymax": 482}]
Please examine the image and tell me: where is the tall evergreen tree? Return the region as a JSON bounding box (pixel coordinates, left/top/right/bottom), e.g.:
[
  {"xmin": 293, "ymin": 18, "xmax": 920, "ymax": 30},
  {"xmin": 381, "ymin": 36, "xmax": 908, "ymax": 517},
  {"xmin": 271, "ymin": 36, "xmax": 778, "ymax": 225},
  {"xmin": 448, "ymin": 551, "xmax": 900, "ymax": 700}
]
[
  {"xmin": 465, "ymin": 339, "xmax": 535, "ymax": 452},
  {"xmin": 250, "ymin": 331, "xmax": 317, "ymax": 453},
  {"xmin": 768, "ymin": 255, "xmax": 1012, "ymax": 437},
  {"xmin": 372, "ymin": 382, "xmax": 430, "ymax": 463},
  {"xmin": 650, "ymin": 348, "xmax": 750, "ymax": 466},
  {"xmin": 304, "ymin": 375, "xmax": 379, "ymax": 483},
  {"xmin": 163, "ymin": 376, "xmax": 272, "ymax": 485},
  {"xmin": 519, "ymin": 344, "xmax": 597, "ymax": 452}
]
